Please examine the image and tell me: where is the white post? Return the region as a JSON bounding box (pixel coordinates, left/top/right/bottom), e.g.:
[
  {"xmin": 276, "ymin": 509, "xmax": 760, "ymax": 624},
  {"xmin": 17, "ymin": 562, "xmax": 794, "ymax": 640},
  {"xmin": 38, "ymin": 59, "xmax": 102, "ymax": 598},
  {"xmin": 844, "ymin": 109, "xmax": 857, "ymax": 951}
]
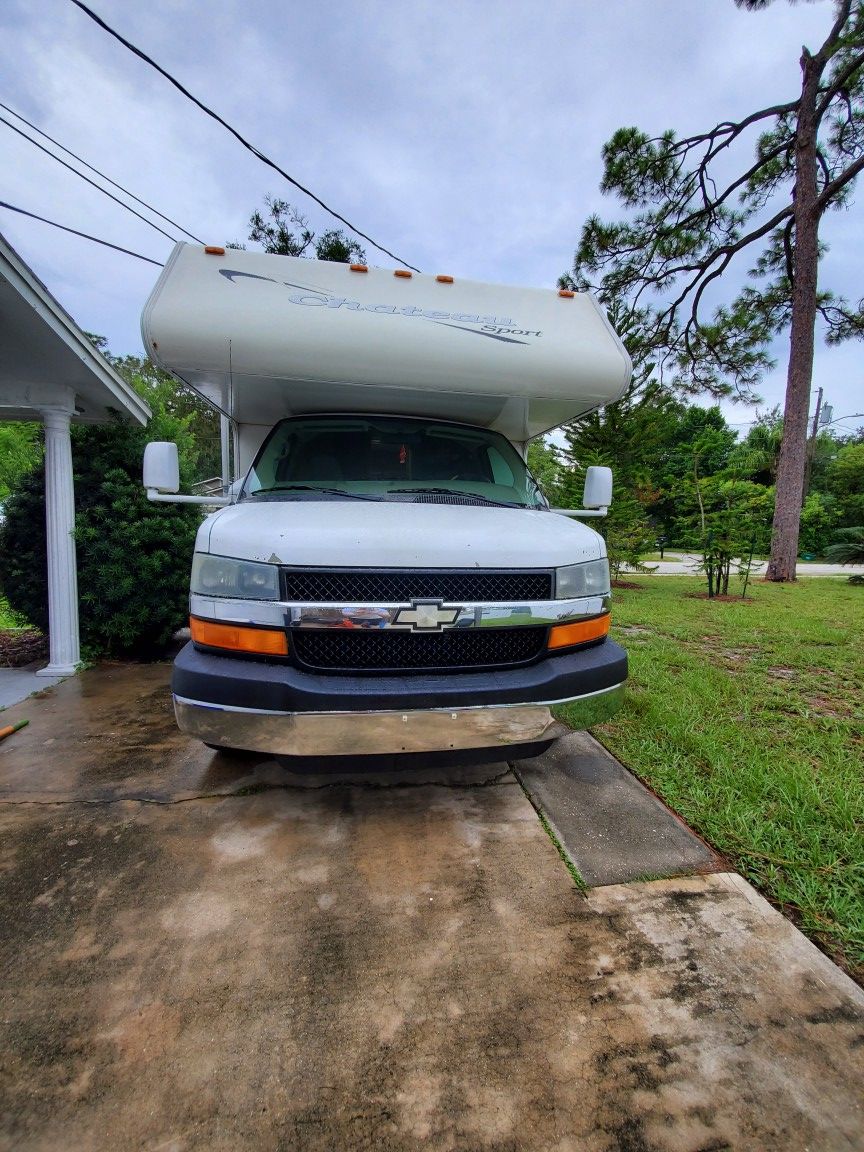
[
  {"xmin": 232, "ymin": 420, "xmax": 241, "ymax": 481},
  {"xmin": 220, "ymin": 412, "xmax": 231, "ymax": 489},
  {"xmin": 37, "ymin": 406, "xmax": 80, "ymax": 676}
]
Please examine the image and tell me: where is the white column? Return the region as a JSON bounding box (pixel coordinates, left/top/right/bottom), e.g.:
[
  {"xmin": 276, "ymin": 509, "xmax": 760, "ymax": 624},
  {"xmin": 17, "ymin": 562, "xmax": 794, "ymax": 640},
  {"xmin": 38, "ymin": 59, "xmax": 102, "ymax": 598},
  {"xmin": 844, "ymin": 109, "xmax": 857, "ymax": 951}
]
[
  {"xmin": 37, "ymin": 406, "xmax": 80, "ymax": 676},
  {"xmin": 220, "ymin": 412, "xmax": 231, "ymax": 490}
]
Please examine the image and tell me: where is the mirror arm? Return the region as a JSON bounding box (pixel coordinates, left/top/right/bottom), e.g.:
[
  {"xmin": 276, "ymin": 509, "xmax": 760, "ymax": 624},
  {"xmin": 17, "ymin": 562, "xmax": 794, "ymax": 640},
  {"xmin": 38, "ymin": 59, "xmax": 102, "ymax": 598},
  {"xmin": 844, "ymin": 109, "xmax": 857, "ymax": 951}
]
[
  {"xmin": 550, "ymin": 507, "xmax": 609, "ymax": 518},
  {"xmin": 146, "ymin": 489, "xmax": 230, "ymax": 507}
]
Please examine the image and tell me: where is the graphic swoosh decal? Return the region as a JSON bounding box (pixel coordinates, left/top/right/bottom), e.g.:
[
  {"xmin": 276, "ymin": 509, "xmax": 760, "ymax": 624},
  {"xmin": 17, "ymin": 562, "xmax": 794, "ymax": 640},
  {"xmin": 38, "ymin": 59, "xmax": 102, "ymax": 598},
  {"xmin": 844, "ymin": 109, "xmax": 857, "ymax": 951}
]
[
  {"xmin": 217, "ymin": 270, "xmax": 530, "ymax": 340},
  {"xmin": 428, "ymin": 320, "xmax": 529, "ymax": 345},
  {"xmin": 219, "ymin": 269, "xmax": 276, "ymax": 284},
  {"xmin": 220, "ymin": 268, "xmax": 333, "ymax": 294},
  {"xmin": 281, "ymin": 280, "xmax": 333, "ymax": 294}
]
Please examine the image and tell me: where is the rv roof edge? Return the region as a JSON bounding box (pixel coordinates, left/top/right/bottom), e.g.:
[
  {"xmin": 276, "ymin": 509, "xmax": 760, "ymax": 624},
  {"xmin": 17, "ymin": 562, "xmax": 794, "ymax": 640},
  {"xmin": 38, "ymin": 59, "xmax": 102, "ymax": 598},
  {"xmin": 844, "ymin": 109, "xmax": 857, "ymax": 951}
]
[{"xmin": 142, "ymin": 243, "xmax": 631, "ymax": 441}]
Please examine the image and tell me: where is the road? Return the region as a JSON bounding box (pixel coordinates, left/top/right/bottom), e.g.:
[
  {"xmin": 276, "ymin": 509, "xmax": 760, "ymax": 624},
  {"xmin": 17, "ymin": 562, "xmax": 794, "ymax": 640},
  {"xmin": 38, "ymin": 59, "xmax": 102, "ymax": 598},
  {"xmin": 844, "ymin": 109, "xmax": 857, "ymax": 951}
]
[
  {"xmin": 1, "ymin": 664, "xmax": 862, "ymax": 1151},
  {"xmin": 633, "ymin": 554, "xmax": 864, "ymax": 577}
]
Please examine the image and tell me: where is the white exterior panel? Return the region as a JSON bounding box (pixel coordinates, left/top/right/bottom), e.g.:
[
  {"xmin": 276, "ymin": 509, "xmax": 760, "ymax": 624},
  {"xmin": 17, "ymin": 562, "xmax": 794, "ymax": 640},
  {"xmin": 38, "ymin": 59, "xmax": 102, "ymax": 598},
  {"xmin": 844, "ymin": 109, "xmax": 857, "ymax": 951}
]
[{"xmin": 142, "ymin": 244, "xmax": 631, "ymax": 441}]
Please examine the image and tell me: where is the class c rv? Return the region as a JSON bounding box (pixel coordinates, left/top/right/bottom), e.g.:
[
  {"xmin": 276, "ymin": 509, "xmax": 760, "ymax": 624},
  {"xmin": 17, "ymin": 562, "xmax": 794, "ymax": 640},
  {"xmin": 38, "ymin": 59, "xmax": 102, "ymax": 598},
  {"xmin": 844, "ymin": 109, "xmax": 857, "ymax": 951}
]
[{"xmin": 141, "ymin": 243, "xmax": 630, "ymax": 762}]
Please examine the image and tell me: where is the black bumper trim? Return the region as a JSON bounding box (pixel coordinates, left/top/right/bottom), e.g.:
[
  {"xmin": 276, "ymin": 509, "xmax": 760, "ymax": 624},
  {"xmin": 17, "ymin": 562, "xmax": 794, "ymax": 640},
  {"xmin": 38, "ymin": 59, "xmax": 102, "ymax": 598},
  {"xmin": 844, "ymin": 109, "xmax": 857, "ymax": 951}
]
[{"xmin": 171, "ymin": 639, "xmax": 628, "ymax": 714}]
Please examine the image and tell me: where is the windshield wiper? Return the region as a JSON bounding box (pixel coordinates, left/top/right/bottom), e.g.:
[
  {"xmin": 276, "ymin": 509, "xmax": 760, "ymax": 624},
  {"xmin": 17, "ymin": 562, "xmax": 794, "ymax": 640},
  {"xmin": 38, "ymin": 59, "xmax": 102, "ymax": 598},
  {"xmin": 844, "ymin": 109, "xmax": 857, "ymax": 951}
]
[
  {"xmin": 388, "ymin": 487, "xmax": 518, "ymax": 508},
  {"xmin": 245, "ymin": 485, "xmax": 381, "ymax": 501}
]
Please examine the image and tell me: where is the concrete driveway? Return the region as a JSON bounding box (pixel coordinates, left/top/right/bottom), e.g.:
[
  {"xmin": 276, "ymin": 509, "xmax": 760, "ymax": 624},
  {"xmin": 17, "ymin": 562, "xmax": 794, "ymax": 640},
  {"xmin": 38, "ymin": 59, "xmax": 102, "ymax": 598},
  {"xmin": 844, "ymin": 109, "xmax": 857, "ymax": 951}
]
[{"xmin": 1, "ymin": 664, "xmax": 863, "ymax": 1151}]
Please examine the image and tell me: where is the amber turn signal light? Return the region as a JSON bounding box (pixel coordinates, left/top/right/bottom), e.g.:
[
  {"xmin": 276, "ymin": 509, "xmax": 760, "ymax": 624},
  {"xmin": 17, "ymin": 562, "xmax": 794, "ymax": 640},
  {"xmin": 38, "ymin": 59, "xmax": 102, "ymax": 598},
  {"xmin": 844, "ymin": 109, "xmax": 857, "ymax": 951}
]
[
  {"xmin": 547, "ymin": 614, "xmax": 610, "ymax": 650},
  {"xmin": 190, "ymin": 617, "xmax": 288, "ymax": 656}
]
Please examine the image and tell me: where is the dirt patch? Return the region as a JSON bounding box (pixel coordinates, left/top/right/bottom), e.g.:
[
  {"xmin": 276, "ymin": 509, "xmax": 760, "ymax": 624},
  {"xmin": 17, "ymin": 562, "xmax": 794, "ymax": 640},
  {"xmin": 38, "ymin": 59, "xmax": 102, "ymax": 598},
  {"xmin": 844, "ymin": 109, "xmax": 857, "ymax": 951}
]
[
  {"xmin": 721, "ymin": 648, "xmax": 756, "ymax": 663},
  {"xmin": 803, "ymin": 694, "xmax": 849, "ymax": 719},
  {"xmin": 0, "ymin": 629, "xmax": 48, "ymax": 668}
]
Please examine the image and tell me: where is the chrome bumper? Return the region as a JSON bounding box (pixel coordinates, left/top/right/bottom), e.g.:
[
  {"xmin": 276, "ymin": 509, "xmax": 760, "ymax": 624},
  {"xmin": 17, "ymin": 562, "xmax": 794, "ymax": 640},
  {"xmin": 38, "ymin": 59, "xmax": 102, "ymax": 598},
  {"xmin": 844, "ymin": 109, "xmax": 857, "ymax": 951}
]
[
  {"xmin": 188, "ymin": 592, "xmax": 611, "ymax": 630},
  {"xmin": 174, "ymin": 683, "xmax": 625, "ymax": 757}
]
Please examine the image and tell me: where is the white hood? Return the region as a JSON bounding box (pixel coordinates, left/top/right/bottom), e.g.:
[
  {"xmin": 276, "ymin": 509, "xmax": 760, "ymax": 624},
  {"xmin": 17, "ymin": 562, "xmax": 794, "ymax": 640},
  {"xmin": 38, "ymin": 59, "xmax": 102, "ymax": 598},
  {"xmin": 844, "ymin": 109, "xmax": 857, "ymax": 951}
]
[{"xmin": 197, "ymin": 500, "xmax": 604, "ymax": 569}]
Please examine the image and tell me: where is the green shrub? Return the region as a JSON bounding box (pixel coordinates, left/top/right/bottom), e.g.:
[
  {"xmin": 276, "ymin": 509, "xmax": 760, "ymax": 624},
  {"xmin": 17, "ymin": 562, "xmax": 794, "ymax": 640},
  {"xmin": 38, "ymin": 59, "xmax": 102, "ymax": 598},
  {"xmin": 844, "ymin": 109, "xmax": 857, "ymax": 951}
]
[
  {"xmin": 0, "ymin": 423, "xmax": 42, "ymax": 498},
  {"xmin": 799, "ymin": 491, "xmax": 840, "ymax": 557},
  {"xmin": 602, "ymin": 501, "xmax": 656, "ymax": 580},
  {"xmin": 826, "ymin": 443, "xmax": 864, "ymax": 528},
  {"xmin": 825, "ymin": 526, "xmax": 864, "ymax": 571},
  {"xmin": 0, "ymin": 419, "xmax": 200, "ymax": 659}
]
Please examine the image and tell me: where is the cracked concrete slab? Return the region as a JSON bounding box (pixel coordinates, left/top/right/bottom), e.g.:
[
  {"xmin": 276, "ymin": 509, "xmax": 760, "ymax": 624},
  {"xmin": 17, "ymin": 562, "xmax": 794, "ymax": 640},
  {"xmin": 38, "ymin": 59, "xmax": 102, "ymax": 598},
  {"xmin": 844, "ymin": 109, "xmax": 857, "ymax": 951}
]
[
  {"xmin": 513, "ymin": 732, "xmax": 723, "ymax": 886},
  {"xmin": 1, "ymin": 663, "xmax": 863, "ymax": 1151}
]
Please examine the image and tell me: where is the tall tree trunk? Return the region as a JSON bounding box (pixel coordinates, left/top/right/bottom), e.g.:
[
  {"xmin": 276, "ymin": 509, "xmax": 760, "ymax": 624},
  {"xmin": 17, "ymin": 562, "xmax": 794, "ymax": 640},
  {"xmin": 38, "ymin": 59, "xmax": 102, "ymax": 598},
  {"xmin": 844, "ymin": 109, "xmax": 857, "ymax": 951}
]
[{"xmin": 766, "ymin": 50, "xmax": 823, "ymax": 582}]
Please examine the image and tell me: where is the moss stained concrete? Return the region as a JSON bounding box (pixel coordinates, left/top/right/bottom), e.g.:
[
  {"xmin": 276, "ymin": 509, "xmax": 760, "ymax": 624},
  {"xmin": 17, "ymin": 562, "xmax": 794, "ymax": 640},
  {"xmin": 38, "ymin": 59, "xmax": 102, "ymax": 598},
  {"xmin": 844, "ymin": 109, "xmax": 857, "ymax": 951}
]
[{"xmin": 0, "ymin": 665, "xmax": 862, "ymax": 1151}]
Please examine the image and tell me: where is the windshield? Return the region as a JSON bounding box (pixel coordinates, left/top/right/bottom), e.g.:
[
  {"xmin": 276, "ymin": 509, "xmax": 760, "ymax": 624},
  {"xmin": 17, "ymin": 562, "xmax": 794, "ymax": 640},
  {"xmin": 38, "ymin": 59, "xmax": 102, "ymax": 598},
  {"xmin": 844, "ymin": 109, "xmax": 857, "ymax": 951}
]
[{"xmin": 241, "ymin": 415, "xmax": 546, "ymax": 508}]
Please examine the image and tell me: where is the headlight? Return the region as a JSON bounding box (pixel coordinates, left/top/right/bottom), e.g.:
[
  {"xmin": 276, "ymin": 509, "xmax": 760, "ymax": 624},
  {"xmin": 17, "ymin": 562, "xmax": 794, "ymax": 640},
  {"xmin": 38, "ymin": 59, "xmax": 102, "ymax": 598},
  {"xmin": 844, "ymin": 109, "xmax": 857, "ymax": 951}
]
[
  {"xmin": 555, "ymin": 559, "xmax": 610, "ymax": 599},
  {"xmin": 191, "ymin": 553, "xmax": 280, "ymax": 600}
]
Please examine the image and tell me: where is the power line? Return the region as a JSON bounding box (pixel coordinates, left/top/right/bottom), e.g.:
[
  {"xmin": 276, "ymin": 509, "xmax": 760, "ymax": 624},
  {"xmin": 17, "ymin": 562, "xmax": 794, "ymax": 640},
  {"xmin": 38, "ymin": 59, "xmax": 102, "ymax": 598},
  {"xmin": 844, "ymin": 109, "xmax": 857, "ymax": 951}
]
[
  {"xmin": 0, "ymin": 113, "xmax": 179, "ymax": 244},
  {"xmin": 0, "ymin": 100, "xmax": 203, "ymax": 244},
  {"xmin": 70, "ymin": 0, "xmax": 422, "ymax": 272},
  {"xmin": 0, "ymin": 200, "xmax": 164, "ymax": 265}
]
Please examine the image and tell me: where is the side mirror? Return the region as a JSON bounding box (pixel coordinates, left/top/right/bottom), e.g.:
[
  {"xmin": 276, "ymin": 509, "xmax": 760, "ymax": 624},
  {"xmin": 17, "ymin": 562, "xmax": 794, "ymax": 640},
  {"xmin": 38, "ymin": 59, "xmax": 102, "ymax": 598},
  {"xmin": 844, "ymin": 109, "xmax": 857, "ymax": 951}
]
[
  {"xmin": 583, "ymin": 466, "xmax": 613, "ymax": 509},
  {"xmin": 143, "ymin": 441, "xmax": 180, "ymax": 494}
]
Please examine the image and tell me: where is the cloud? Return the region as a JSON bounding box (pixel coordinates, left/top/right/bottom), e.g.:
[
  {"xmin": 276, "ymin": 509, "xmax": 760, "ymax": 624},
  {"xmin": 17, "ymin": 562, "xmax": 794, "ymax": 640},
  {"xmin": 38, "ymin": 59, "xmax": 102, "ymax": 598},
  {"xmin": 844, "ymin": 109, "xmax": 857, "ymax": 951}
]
[{"xmin": 0, "ymin": 0, "xmax": 859, "ymax": 424}]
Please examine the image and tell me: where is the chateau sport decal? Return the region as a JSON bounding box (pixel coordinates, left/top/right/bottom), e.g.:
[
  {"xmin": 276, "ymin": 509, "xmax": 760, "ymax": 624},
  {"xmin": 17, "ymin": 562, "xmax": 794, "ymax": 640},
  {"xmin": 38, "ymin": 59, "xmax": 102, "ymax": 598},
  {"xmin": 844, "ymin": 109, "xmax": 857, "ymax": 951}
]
[{"xmin": 218, "ymin": 268, "xmax": 541, "ymax": 344}]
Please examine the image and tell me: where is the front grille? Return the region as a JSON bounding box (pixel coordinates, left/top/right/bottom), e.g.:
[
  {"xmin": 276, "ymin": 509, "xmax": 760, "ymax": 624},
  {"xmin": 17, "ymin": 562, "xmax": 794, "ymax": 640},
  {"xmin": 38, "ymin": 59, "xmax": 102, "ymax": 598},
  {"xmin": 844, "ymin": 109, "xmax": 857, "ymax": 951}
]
[
  {"xmin": 281, "ymin": 568, "xmax": 553, "ymax": 602},
  {"xmin": 291, "ymin": 626, "xmax": 547, "ymax": 672}
]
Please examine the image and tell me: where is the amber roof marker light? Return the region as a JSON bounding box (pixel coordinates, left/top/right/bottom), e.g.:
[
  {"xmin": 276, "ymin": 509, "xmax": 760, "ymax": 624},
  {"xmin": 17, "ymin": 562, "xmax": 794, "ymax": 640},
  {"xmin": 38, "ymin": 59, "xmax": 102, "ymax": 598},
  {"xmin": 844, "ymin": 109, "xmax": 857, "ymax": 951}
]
[
  {"xmin": 558, "ymin": 289, "xmax": 575, "ymax": 298},
  {"xmin": 204, "ymin": 245, "xmax": 226, "ymax": 255},
  {"xmin": 436, "ymin": 275, "xmax": 454, "ymax": 283},
  {"xmin": 394, "ymin": 270, "xmax": 413, "ymax": 278},
  {"xmin": 350, "ymin": 264, "xmax": 369, "ymax": 273}
]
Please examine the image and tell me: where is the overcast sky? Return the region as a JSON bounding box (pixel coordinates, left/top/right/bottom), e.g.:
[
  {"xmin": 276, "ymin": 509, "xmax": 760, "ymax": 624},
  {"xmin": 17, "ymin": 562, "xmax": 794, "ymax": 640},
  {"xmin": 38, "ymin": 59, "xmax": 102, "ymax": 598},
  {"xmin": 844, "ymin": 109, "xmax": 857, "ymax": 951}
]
[{"xmin": 1, "ymin": 0, "xmax": 862, "ymax": 436}]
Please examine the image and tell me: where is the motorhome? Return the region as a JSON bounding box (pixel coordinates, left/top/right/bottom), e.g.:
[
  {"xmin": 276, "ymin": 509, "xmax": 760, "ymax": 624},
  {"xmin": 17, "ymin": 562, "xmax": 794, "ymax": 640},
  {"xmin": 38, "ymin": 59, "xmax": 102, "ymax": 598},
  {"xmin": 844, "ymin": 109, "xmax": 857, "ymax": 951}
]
[{"xmin": 141, "ymin": 243, "xmax": 630, "ymax": 760}]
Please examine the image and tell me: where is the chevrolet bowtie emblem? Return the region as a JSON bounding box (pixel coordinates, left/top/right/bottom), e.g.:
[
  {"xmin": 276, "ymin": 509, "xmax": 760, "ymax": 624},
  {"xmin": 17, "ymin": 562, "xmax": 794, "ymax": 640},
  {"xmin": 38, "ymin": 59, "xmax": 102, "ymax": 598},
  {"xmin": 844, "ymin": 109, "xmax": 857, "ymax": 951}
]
[{"xmin": 393, "ymin": 600, "xmax": 461, "ymax": 631}]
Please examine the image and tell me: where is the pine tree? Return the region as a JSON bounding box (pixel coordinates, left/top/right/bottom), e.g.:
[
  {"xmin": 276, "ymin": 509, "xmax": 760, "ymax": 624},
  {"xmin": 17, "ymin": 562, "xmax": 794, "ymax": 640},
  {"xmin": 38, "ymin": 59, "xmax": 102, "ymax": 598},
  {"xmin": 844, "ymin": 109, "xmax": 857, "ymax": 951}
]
[{"xmin": 566, "ymin": 0, "xmax": 864, "ymax": 580}]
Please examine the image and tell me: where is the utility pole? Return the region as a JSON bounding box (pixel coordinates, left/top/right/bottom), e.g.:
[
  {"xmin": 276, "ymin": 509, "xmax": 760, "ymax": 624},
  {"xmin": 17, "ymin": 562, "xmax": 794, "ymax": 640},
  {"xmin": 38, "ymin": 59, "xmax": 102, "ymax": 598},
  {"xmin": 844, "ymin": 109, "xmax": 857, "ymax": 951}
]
[{"xmin": 803, "ymin": 387, "xmax": 823, "ymax": 500}]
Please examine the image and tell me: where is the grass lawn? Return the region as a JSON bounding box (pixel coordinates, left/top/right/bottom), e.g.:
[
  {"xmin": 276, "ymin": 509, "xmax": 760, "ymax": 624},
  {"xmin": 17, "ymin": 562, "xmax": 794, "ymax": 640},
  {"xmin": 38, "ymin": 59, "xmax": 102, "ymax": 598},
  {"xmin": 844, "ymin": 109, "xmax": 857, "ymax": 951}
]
[
  {"xmin": 0, "ymin": 597, "xmax": 22, "ymax": 629},
  {"xmin": 556, "ymin": 576, "xmax": 864, "ymax": 980}
]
